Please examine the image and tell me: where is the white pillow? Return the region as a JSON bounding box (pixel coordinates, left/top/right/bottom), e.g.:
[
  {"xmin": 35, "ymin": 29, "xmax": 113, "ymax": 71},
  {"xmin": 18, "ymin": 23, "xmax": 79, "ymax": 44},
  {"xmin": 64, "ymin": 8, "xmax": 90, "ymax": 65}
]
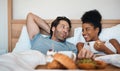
[
  {"xmin": 74, "ymin": 24, "xmax": 120, "ymax": 44},
  {"xmin": 99, "ymin": 24, "xmax": 120, "ymax": 43},
  {"xmin": 12, "ymin": 25, "xmax": 31, "ymax": 53},
  {"xmin": 74, "ymin": 27, "xmax": 85, "ymax": 44}
]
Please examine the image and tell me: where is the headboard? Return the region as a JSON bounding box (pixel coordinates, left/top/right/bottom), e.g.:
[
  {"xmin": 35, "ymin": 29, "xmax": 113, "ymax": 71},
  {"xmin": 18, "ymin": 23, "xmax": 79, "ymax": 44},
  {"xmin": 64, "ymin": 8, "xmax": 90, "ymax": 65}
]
[{"xmin": 8, "ymin": 0, "xmax": 120, "ymax": 52}]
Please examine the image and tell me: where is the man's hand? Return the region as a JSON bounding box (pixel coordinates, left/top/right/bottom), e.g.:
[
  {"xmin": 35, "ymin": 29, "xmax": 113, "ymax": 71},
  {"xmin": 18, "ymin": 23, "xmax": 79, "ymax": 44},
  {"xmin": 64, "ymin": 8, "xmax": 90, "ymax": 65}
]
[{"xmin": 77, "ymin": 48, "xmax": 94, "ymax": 59}]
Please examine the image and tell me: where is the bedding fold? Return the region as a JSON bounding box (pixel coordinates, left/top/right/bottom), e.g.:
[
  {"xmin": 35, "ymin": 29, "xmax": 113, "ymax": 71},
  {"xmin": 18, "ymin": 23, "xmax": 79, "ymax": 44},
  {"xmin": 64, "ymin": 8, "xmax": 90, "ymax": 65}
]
[{"xmin": 0, "ymin": 50, "xmax": 46, "ymax": 71}]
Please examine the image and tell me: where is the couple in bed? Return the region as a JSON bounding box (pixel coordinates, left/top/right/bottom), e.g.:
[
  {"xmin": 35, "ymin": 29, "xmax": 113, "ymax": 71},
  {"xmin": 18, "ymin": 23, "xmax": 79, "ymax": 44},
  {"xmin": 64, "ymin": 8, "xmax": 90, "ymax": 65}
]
[{"xmin": 27, "ymin": 9, "xmax": 120, "ymax": 59}]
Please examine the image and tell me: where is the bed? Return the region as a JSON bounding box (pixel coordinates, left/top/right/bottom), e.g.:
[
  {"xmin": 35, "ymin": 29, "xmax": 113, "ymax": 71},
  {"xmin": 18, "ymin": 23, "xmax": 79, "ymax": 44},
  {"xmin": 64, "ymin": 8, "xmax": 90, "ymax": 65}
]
[{"xmin": 3, "ymin": 0, "xmax": 120, "ymax": 71}]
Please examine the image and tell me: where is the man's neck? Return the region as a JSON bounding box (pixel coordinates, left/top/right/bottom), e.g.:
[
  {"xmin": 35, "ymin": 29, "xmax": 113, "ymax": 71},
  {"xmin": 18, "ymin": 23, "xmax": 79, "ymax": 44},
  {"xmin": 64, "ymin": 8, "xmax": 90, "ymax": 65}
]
[{"xmin": 51, "ymin": 37, "xmax": 65, "ymax": 42}]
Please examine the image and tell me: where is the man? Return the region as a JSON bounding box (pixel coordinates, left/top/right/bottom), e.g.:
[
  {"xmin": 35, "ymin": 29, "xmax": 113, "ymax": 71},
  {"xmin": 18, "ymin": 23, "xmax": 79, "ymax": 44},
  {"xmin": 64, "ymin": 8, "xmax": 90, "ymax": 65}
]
[{"xmin": 27, "ymin": 13, "xmax": 93, "ymax": 58}]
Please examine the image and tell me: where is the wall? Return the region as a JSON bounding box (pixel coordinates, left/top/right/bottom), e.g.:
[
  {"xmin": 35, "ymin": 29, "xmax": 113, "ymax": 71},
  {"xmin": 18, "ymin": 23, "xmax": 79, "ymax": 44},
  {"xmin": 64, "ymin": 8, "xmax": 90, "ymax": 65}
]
[
  {"xmin": 0, "ymin": 0, "xmax": 8, "ymax": 54},
  {"xmin": 13, "ymin": 0, "xmax": 120, "ymax": 19}
]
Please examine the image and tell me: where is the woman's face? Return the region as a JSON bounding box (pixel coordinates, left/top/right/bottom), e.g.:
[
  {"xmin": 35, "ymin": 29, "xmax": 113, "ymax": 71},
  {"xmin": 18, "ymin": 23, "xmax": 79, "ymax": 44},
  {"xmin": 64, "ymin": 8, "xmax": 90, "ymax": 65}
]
[{"xmin": 82, "ymin": 23, "xmax": 99, "ymax": 42}]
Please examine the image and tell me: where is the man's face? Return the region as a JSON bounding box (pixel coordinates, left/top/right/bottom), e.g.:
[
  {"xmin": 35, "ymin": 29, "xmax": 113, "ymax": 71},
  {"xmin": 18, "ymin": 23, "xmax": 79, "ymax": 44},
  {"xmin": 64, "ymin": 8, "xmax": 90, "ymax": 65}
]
[{"xmin": 52, "ymin": 20, "xmax": 70, "ymax": 42}]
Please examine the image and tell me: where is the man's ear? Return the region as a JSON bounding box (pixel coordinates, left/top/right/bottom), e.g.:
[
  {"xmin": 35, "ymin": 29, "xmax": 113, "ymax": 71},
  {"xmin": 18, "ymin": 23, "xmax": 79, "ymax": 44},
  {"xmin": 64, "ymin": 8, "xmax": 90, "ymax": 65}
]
[{"xmin": 52, "ymin": 27, "xmax": 55, "ymax": 32}]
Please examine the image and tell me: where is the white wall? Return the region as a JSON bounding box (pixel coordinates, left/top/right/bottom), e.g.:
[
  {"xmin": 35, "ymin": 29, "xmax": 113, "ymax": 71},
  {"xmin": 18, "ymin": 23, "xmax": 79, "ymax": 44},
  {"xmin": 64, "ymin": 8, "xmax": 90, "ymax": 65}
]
[
  {"xmin": 13, "ymin": 0, "xmax": 120, "ymax": 19},
  {"xmin": 0, "ymin": 0, "xmax": 8, "ymax": 54}
]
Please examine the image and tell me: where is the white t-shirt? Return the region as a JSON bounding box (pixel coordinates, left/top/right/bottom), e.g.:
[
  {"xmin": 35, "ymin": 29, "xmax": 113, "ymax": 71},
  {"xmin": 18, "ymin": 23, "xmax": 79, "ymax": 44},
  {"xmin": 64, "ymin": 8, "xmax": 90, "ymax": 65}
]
[{"xmin": 83, "ymin": 40, "xmax": 117, "ymax": 55}]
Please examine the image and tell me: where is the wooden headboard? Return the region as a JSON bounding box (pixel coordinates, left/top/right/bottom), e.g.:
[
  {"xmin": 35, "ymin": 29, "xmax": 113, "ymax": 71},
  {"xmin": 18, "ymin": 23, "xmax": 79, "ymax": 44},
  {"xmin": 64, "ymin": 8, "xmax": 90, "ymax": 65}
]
[{"xmin": 8, "ymin": 0, "xmax": 120, "ymax": 52}]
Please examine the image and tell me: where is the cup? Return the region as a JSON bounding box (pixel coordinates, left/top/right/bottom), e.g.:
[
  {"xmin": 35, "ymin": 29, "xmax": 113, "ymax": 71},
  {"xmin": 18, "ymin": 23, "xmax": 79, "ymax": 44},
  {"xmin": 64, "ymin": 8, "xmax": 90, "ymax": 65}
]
[{"xmin": 58, "ymin": 51, "xmax": 76, "ymax": 61}]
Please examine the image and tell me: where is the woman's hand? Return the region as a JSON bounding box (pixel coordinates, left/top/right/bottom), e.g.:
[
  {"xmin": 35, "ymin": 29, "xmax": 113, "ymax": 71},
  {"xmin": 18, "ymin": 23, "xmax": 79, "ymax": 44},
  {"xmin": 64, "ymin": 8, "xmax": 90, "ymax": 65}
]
[
  {"xmin": 94, "ymin": 40, "xmax": 106, "ymax": 51},
  {"xmin": 94, "ymin": 40, "xmax": 114, "ymax": 54},
  {"xmin": 77, "ymin": 48, "xmax": 94, "ymax": 59}
]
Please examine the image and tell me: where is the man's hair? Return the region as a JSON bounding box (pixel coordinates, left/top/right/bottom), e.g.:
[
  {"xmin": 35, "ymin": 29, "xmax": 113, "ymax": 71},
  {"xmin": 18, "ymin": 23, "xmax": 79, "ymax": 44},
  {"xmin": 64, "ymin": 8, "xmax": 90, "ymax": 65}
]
[
  {"xmin": 81, "ymin": 9, "xmax": 102, "ymax": 35},
  {"xmin": 50, "ymin": 16, "xmax": 71, "ymax": 38}
]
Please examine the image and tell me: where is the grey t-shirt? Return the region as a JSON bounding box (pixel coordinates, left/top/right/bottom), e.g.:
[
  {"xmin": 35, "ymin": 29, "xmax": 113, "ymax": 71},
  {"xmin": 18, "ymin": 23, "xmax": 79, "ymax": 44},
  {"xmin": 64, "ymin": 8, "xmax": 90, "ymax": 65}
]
[{"xmin": 31, "ymin": 33, "xmax": 77, "ymax": 55}]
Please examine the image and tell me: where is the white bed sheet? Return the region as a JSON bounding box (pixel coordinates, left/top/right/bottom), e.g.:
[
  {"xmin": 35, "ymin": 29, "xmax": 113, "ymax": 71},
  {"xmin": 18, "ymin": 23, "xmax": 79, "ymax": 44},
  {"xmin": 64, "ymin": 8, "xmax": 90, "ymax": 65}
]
[
  {"xmin": 0, "ymin": 50, "xmax": 46, "ymax": 71},
  {"xmin": 1, "ymin": 50, "xmax": 120, "ymax": 71}
]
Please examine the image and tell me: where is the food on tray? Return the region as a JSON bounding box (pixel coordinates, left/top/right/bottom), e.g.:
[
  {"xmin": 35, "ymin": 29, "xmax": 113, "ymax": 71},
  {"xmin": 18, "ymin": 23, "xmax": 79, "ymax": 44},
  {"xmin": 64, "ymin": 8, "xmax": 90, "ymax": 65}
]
[
  {"xmin": 47, "ymin": 53, "xmax": 77, "ymax": 69},
  {"xmin": 54, "ymin": 53, "xmax": 78, "ymax": 69},
  {"xmin": 47, "ymin": 60, "xmax": 65, "ymax": 69},
  {"xmin": 76, "ymin": 58, "xmax": 96, "ymax": 69},
  {"xmin": 95, "ymin": 60, "xmax": 107, "ymax": 69},
  {"xmin": 76, "ymin": 58, "xmax": 107, "ymax": 69},
  {"xmin": 46, "ymin": 53, "xmax": 107, "ymax": 70}
]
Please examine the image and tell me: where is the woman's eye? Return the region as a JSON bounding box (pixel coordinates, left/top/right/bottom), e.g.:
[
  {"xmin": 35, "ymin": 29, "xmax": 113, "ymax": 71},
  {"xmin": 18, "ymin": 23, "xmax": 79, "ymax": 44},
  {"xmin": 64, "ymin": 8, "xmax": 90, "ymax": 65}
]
[
  {"xmin": 86, "ymin": 28, "xmax": 91, "ymax": 31},
  {"xmin": 82, "ymin": 29, "xmax": 84, "ymax": 32}
]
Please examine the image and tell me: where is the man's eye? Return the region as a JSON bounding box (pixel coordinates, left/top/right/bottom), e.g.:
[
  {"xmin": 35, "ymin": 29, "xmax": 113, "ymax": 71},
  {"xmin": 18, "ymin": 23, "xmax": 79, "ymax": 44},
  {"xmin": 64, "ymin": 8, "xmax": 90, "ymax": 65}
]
[
  {"xmin": 67, "ymin": 28, "xmax": 70, "ymax": 32},
  {"xmin": 63, "ymin": 26, "xmax": 65, "ymax": 28},
  {"xmin": 60, "ymin": 25, "xmax": 64, "ymax": 28}
]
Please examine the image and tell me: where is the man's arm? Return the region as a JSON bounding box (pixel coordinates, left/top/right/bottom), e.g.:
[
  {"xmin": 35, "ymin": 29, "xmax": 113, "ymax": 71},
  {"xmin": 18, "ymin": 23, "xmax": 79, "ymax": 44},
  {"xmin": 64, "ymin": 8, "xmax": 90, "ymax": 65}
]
[{"xmin": 26, "ymin": 13, "xmax": 50, "ymax": 40}]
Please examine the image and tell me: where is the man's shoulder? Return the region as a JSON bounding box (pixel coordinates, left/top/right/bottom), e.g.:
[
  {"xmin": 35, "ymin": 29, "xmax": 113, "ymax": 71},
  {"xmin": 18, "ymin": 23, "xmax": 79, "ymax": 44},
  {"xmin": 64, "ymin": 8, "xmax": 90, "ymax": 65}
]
[
  {"xmin": 65, "ymin": 41, "xmax": 75, "ymax": 46},
  {"xmin": 38, "ymin": 33, "xmax": 50, "ymax": 39}
]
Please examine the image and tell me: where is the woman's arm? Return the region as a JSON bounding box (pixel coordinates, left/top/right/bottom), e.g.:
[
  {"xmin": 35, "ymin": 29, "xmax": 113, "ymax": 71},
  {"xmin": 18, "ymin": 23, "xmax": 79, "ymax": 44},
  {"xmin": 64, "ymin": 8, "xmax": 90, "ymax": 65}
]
[
  {"xmin": 94, "ymin": 40, "xmax": 115, "ymax": 54},
  {"xmin": 109, "ymin": 39, "xmax": 120, "ymax": 54},
  {"xmin": 26, "ymin": 13, "xmax": 50, "ymax": 40}
]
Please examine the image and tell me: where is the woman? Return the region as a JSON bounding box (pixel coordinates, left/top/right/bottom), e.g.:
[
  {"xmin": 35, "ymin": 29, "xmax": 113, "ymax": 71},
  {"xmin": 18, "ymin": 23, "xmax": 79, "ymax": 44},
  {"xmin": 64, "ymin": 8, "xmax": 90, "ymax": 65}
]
[{"xmin": 76, "ymin": 10, "xmax": 120, "ymax": 55}]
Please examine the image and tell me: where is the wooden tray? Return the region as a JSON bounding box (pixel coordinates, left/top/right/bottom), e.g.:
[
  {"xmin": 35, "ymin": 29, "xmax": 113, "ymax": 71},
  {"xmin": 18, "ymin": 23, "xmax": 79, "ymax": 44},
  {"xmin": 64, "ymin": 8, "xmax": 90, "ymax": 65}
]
[{"xmin": 35, "ymin": 64, "xmax": 120, "ymax": 70}]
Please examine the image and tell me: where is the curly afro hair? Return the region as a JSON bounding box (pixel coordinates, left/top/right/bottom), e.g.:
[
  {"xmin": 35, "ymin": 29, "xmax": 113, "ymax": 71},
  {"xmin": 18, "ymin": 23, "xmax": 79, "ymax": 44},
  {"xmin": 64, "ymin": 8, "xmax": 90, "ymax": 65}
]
[{"xmin": 81, "ymin": 9, "xmax": 102, "ymax": 35}]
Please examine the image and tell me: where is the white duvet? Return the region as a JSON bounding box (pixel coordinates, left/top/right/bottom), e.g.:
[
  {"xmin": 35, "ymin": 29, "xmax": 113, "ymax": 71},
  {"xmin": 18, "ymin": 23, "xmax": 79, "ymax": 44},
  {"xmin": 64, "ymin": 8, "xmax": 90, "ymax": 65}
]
[
  {"xmin": 95, "ymin": 54, "xmax": 120, "ymax": 68},
  {"xmin": 1, "ymin": 50, "xmax": 120, "ymax": 71},
  {"xmin": 0, "ymin": 50, "xmax": 46, "ymax": 71}
]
